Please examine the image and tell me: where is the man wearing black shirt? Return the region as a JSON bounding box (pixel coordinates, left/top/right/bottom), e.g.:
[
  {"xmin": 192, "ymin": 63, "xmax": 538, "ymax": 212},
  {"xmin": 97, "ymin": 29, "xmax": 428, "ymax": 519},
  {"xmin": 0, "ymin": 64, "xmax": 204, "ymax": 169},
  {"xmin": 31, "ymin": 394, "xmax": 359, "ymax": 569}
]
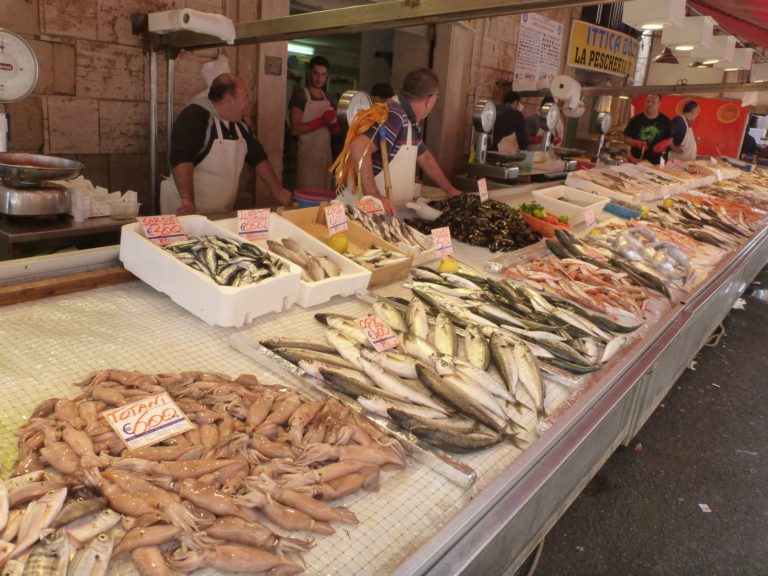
[
  {"xmin": 623, "ymin": 94, "xmax": 672, "ymax": 165},
  {"xmin": 492, "ymin": 91, "xmax": 529, "ymax": 152}
]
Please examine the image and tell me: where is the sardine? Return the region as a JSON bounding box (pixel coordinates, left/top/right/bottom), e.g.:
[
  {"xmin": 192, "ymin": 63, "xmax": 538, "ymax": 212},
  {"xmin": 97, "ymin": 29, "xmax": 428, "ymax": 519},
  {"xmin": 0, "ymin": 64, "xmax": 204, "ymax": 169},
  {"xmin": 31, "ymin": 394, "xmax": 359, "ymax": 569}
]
[
  {"xmin": 464, "ymin": 325, "xmax": 490, "ymax": 370},
  {"xmin": 406, "ymin": 298, "xmax": 430, "ymax": 339},
  {"xmin": 513, "ymin": 341, "xmax": 546, "ymax": 419},
  {"xmin": 360, "ymin": 348, "xmax": 418, "ymax": 379},
  {"xmin": 403, "ymin": 333, "xmax": 439, "ymax": 365},
  {"xmin": 489, "ymin": 333, "xmax": 520, "ymax": 399},
  {"xmin": 357, "ymin": 394, "xmax": 449, "ymax": 421},
  {"xmin": 357, "ymin": 357, "xmax": 447, "ymax": 412},
  {"xmin": 325, "ymin": 329, "xmax": 363, "ymax": 367},
  {"xmin": 372, "ymin": 301, "xmax": 407, "ymax": 332},
  {"xmin": 432, "ymin": 313, "xmax": 457, "ymax": 357}
]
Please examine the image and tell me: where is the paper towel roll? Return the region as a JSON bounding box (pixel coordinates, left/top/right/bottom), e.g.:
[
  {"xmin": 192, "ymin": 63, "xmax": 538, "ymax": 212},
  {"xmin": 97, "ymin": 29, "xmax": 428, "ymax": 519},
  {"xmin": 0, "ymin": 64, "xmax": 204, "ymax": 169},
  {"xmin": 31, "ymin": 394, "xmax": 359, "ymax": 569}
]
[
  {"xmin": 550, "ymin": 75, "xmax": 582, "ymax": 109},
  {"xmin": 148, "ymin": 9, "xmax": 236, "ymax": 45},
  {"xmin": 563, "ymin": 98, "xmax": 586, "ymax": 118}
]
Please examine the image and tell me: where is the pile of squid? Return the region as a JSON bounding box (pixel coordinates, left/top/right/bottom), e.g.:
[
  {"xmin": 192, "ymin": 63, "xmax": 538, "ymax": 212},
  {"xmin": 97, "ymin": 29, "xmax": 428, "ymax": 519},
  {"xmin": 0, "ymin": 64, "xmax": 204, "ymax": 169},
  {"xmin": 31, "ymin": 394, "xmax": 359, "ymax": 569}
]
[
  {"xmin": 345, "ymin": 205, "xmax": 433, "ymax": 252},
  {"xmin": 165, "ymin": 235, "xmax": 288, "ymax": 287},
  {"xmin": 404, "ymin": 195, "xmax": 540, "ymax": 252},
  {"xmin": 2, "ymin": 369, "xmax": 407, "ymax": 575},
  {"xmin": 263, "ymin": 267, "xmax": 643, "ymax": 454}
]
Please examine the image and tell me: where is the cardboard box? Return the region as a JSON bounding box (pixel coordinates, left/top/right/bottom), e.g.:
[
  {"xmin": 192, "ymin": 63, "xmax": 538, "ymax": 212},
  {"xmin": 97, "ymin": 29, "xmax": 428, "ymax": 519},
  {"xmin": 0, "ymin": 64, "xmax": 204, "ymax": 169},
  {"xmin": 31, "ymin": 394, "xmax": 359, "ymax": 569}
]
[
  {"xmin": 210, "ymin": 214, "xmax": 372, "ymax": 308},
  {"xmin": 280, "ymin": 206, "xmax": 413, "ymax": 289},
  {"xmin": 119, "ymin": 215, "xmax": 302, "ymax": 327}
]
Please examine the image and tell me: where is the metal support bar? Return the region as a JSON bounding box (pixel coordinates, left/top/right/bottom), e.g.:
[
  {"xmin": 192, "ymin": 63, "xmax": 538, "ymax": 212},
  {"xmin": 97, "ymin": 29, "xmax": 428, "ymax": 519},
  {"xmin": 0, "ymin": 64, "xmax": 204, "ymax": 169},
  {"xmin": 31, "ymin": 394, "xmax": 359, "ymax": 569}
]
[
  {"xmin": 166, "ymin": 57, "xmax": 175, "ymax": 175},
  {"xmin": 150, "ymin": 51, "xmax": 158, "ymax": 215},
  {"xmin": 518, "ymin": 81, "xmax": 768, "ymax": 98},
  {"xmin": 149, "ymin": 0, "xmax": 606, "ymax": 50}
]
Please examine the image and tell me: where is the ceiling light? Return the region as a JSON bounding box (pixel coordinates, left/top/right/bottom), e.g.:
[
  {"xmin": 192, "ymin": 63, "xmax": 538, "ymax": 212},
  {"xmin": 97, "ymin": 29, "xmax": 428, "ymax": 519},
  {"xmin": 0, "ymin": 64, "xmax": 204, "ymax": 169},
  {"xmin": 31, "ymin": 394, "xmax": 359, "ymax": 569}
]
[
  {"xmin": 692, "ymin": 35, "xmax": 735, "ymax": 64},
  {"xmin": 622, "ymin": 0, "xmax": 685, "ymax": 31},
  {"xmin": 287, "ymin": 42, "xmax": 314, "ymax": 56},
  {"xmin": 652, "ymin": 47, "xmax": 679, "ymax": 64},
  {"xmin": 662, "ymin": 16, "xmax": 715, "ymax": 53},
  {"xmin": 618, "ymin": 95, "xmax": 630, "ymax": 100},
  {"xmin": 702, "ymin": 58, "xmax": 720, "ymax": 65},
  {"xmin": 715, "ymin": 48, "xmax": 754, "ymax": 71}
]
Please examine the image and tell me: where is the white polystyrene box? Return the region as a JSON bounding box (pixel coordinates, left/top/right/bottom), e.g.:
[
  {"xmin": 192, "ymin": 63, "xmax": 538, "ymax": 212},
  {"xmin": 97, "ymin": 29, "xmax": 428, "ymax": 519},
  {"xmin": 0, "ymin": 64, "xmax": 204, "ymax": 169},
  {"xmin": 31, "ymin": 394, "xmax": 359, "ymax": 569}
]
[
  {"xmin": 532, "ymin": 185, "xmax": 610, "ymax": 225},
  {"xmin": 210, "ymin": 214, "xmax": 372, "ymax": 308},
  {"xmin": 118, "ymin": 215, "xmax": 302, "ymax": 327}
]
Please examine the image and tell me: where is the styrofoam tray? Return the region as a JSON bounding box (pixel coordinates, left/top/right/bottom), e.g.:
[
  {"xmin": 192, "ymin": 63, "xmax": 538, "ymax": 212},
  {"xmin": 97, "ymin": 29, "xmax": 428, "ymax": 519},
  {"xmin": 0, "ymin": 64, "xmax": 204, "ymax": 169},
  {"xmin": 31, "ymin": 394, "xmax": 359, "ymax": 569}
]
[
  {"xmin": 532, "ymin": 185, "xmax": 609, "ymax": 225},
  {"xmin": 119, "ymin": 215, "xmax": 302, "ymax": 327},
  {"xmin": 210, "ymin": 214, "xmax": 372, "ymax": 308}
]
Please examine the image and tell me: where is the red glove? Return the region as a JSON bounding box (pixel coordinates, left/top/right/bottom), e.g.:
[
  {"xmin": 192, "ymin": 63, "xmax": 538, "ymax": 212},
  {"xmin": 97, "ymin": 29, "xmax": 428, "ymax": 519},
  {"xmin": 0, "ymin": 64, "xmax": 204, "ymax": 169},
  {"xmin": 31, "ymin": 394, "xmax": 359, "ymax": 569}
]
[
  {"xmin": 653, "ymin": 138, "xmax": 673, "ymax": 154},
  {"xmin": 530, "ymin": 135, "xmax": 543, "ymax": 144},
  {"xmin": 627, "ymin": 138, "xmax": 646, "ymax": 149},
  {"xmin": 322, "ymin": 109, "xmax": 337, "ymax": 124},
  {"xmin": 553, "ymin": 136, "xmax": 562, "ymax": 145},
  {"xmin": 306, "ymin": 116, "xmax": 325, "ymax": 131}
]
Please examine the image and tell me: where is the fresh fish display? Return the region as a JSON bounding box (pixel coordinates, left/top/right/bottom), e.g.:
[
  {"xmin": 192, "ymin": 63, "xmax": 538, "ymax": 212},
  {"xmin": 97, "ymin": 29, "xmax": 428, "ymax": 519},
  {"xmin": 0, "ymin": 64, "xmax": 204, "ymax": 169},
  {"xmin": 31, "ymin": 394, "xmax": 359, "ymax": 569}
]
[
  {"xmin": 266, "ymin": 237, "xmax": 342, "ymax": 282},
  {"xmin": 164, "ymin": 234, "xmax": 287, "ymax": 286},
  {"xmin": 346, "ymin": 205, "xmax": 433, "ymax": 251},
  {"xmin": 346, "ymin": 246, "xmax": 409, "ymax": 268},
  {"xmin": 405, "ymin": 194, "xmax": 540, "ymax": 252},
  {"xmin": 5, "ymin": 369, "xmax": 407, "ymax": 575}
]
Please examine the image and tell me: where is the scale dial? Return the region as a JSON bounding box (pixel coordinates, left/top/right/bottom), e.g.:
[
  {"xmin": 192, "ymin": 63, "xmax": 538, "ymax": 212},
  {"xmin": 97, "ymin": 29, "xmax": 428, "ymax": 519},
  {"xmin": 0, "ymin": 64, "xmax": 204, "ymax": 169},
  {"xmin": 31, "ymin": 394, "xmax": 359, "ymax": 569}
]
[
  {"xmin": 0, "ymin": 28, "xmax": 39, "ymax": 103},
  {"xmin": 337, "ymin": 90, "xmax": 372, "ymax": 126},
  {"xmin": 472, "ymin": 98, "xmax": 496, "ymax": 133}
]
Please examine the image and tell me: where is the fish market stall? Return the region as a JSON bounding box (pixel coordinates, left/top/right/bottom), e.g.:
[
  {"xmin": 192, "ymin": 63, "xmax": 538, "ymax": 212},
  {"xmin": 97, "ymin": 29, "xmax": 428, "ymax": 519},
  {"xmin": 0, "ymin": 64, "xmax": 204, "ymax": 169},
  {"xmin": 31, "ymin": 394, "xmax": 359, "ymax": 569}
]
[{"xmin": 1, "ymin": 166, "xmax": 768, "ymax": 575}]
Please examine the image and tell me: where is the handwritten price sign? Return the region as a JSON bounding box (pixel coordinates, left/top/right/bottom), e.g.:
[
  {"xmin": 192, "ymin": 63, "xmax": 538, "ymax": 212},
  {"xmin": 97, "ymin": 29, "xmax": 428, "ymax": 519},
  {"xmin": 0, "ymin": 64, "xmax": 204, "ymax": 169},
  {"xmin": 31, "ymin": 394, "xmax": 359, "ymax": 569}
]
[
  {"xmin": 431, "ymin": 226, "xmax": 453, "ymax": 257},
  {"xmin": 238, "ymin": 209, "xmax": 270, "ymax": 240},
  {"xmin": 357, "ymin": 314, "xmax": 400, "ymax": 352},
  {"xmin": 325, "ymin": 203, "xmax": 348, "ymax": 235},
  {"xmin": 102, "ymin": 392, "xmax": 194, "ymax": 449},
  {"xmin": 138, "ymin": 215, "xmax": 187, "ymax": 247},
  {"xmin": 478, "ymin": 178, "xmax": 489, "ymax": 203},
  {"xmin": 355, "ymin": 196, "xmax": 386, "ymax": 216},
  {"xmin": 583, "ymin": 208, "xmax": 596, "ymax": 229}
]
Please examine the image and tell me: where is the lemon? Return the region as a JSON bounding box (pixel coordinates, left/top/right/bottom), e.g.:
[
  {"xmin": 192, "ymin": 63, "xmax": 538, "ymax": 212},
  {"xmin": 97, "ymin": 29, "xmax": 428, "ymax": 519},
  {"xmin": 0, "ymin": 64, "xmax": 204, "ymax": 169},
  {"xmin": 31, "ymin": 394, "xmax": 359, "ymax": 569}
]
[
  {"xmin": 328, "ymin": 233, "xmax": 348, "ymax": 253},
  {"xmin": 661, "ymin": 198, "xmax": 673, "ymax": 209},
  {"xmin": 438, "ymin": 257, "xmax": 460, "ymax": 274}
]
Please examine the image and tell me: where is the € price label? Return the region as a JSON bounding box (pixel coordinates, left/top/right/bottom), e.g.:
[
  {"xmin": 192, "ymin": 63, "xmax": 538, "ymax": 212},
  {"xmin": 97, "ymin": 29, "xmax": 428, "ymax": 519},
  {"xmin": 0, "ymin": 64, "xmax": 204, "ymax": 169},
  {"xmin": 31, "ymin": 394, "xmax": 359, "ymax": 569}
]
[
  {"xmin": 583, "ymin": 208, "xmax": 596, "ymax": 229},
  {"xmin": 325, "ymin": 203, "xmax": 348, "ymax": 235},
  {"xmin": 478, "ymin": 178, "xmax": 489, "ymax": 203},
  {"xmin": 102, "ymin": 392, "xmax": 194, "ymax": 450},
  {"xmin": 138, "ymin": 215, "xmax": 187, "ymax": 247},
  {"xmin": 355, "ymin": 196, "xmax": 386, "ymax": 216},
  {"xmin": 238, "ymin": 209, "xmax": 270, "ymax": 240},
  {"xmin": 431, "ymin": 226, "xmax": 453, "ymax": 257},
  {"xmin": 357, "ymin": 314, "xmax": 400, "ymax": 352}
]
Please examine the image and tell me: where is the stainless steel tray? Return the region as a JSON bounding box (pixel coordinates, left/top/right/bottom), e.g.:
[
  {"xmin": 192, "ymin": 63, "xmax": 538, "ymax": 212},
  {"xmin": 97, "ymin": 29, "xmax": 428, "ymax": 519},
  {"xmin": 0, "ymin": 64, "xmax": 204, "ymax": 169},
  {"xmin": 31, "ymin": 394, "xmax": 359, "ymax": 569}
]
[{"xmin": 0, "ymin": 153, "xmax": 84, "ymax": 188}]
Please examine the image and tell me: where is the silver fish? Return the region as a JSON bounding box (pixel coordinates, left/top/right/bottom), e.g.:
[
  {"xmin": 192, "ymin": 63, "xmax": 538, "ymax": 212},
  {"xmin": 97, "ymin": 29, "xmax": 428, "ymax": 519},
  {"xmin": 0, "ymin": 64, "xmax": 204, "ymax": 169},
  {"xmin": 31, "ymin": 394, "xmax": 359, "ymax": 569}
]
[
  {"xmin": 513, "ymin": 341, "xmax": 546, "ymax": 419},
  {"xmin": 260, "ymin": 338, "xmax": 337, "ymax": 355},
  {"xmin": 440, "ymin": 272, "xmax": 484, "ymax": 291},
  {"xmin": 62, "ymin": 508, "xmax": 121, "ymax": 545},
  {"xmin": 266, "ymin": 239, "xmax": 307, "ymax": 267},
  {"xmin": 357, "ymin": 394, "xmax": 449, "ymax": 421},
  {"xmin": 601, "ymin": 334, "xmax": 629, "ymax": 363},
  {"xmin": 11, "ymin": 488, "xmax": 67, "ymax": 561},
  {"xmin": 360, "ymin": 348, "xmax": 418, "ymax": 379},
  {"xmin": 324, "ymin": 315, "xmax": 369, "ymax": 347},
  {"xmin": 282, "ymin": 237, "xmax": 310, "ymax": 262},
  {"xmin": 406, "ymin": 298, "xmax": 430, "ymax": 339},
  {"xmin": 372, "ymin": 301, "xmax": 407, "ymax": 332},
  {"xmin": 403, "ymin": 333, "xmax": 439, "ymax": 365},
  {"xmin": 305, "ymin": 257, "xmax": 327, "ymax": 282},
  {"xmin": 357, "ymin": 357, "xmax": 447, "ymax": 412},
  {"xmin": 387, "ymin": 408, "xmax": 504, "ymax": 453},
  {"xmin": 271, "ymin": 347, "xmax": 357, "ymax": 370},
  {"xmin": 325, "ymin": 329, "xmax": 363, "ymax": 367},
  {"xmin": 317, "ymin": 256, "xmax": 341, "ymax": 278},
  {"xmin": 432, "ymin": 313, "xmax": 457, "ymax": 357},
  {"xmin": 67, "ymin": 533, "xmax": 113, "ymax": 576},
  {"xmin": 464, "ymin": 325, "xmax": 490, "ymax": 370},
  {"xmin": 51, "ymin": 497, "xmax": 108, "ymax": 529},
  {"xmin": 20, "ymin": 528, "xmax": 69, "ymax": 576}
]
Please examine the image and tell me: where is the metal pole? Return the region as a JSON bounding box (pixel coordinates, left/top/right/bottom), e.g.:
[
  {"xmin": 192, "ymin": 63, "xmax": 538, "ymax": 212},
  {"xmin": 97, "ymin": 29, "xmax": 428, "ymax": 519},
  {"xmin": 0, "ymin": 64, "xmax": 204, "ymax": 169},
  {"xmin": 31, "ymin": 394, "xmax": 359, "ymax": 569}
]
[
  {"xmin": 150, "ymin": 50, "xmax": 158, "ymax": 215},
  {"xmin": 166, "ymin": 56, "xmax": 175, "ymax": 175}
]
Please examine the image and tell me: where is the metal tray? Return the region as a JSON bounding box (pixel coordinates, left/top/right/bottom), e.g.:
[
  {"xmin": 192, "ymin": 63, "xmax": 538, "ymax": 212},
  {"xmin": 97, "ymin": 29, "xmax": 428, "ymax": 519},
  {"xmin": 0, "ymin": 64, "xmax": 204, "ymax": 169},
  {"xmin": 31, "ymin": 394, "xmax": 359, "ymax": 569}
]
[{"xmin": 0, "ymin": 153, "xmax": 84, "ymax": 188}]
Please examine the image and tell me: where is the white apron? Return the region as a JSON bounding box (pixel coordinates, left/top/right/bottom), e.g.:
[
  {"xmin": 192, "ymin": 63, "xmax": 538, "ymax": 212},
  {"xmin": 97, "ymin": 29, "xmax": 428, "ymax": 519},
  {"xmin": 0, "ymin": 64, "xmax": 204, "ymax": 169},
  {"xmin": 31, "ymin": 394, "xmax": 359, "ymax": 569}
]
[
  {"xmin": 160, "ymin": 116, "xmax": 247, "ymax": 215},
  {"xmin": 668, "ymin": 118, "xmax": 696, "ymax": 162},
  {"xmin": 295, "ymin": 88, "xmax": 332, "ymax": 190},
  {"xmin": 374, "ymin": 122, "xmax": 418, "ymax": 207}
]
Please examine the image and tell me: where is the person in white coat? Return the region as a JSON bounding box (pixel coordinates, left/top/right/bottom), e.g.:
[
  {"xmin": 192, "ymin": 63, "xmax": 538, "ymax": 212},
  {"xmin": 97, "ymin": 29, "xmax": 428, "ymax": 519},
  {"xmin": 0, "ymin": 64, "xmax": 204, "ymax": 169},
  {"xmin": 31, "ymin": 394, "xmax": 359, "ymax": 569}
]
[
  {"xmin": 349, "ymin": 68, "xmax": 462, "ymax": 215},
  {"xmin": 288, "ymin": 56, "xmax": 340, "ymax": 191},
  {"xmin": 668, "ymin": 100, "xmax": 701, "ymax": 162},
  {"xmin": 161, "ymin": 73, "xmax": 291, "ymax": 216}
]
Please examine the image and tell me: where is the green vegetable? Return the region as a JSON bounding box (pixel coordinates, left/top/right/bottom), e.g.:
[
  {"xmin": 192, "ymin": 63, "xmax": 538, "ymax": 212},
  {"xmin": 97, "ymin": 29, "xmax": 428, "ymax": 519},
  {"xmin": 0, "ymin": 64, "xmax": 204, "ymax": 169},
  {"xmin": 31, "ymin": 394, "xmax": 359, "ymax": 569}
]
[{"xmin": 558, "ymin": 215, "xmax": 569, "ymax": 224}]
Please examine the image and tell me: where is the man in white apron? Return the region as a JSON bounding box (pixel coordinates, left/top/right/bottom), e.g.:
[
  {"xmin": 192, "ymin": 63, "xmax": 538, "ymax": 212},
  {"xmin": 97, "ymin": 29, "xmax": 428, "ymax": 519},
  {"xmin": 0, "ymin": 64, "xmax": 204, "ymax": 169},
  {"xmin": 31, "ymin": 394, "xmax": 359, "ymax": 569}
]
[
  {"xmin": 668, "ymin": 100, "xmax": 701, "ymax": 162},
  {"xmin": 288, "ymin": 56, "xmax": 340, "ymax": 191},
  {"xmin": 161, "ymin": 73, "xmax": 291, "ymax": 215},
  {"xmin": 348, "ymin": 68, "xmax": 462, "ymax": 215}
]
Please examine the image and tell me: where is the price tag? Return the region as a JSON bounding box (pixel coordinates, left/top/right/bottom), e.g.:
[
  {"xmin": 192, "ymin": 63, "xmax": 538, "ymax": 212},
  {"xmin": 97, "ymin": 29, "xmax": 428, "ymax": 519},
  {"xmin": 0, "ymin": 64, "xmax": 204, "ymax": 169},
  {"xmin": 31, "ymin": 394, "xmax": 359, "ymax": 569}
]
[
  {"xmin": 710, "ymin": 156, "xmax": 718, "ymax": 165},
  {"xmin": 431, "ymin": 226, "xmax": 453, "ymax": 257},
  {"xmin": 716, "ymin": 169, "xmax": 723, "ymax": 182},
  {"xmin": 357, "ymin": 315, "xmax": 400, "ymax": 352},
  {"xmin": 325, "ymin": 203, "xmax": 348, "ymax": 235},
  {"xmin": 478, "ymin": 178, "xmax": 489, "ymax": 203},
  {"xmin": 355, "ymin": 196, "xmax": 386, "ymax": 216},
  {"xmin": 661, "ymin": 185, "xmax": 670, "ymax": 200},
  {"xmin": 138, "ymin": 215, "xmax": 187, "ymax": 247},
  {"xmin": 583, "ymin": 208, "xmax": 596, "ymax": 229},
  {"xmin": 102, "ymin": 392, "xmax": 194, "ymax": 450},
  {"xmin": 238, "ymin": 209, "xmax": 270, "ymax": 240}
]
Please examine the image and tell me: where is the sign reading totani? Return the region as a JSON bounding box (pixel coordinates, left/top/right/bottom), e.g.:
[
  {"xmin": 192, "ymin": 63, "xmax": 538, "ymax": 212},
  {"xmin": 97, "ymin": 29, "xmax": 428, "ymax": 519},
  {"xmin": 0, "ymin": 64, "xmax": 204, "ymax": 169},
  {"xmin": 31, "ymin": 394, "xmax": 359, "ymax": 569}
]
[{"xmin": 567, "ymin": 20, "xmax": 639, "ymax": 77}]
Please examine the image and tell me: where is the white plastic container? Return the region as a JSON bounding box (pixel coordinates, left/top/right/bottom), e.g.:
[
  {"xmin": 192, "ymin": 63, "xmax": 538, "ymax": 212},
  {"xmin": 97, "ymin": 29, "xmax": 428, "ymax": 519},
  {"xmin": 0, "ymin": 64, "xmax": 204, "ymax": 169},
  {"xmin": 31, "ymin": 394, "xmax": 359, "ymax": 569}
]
[
  {"xmin": 532, "ymin": 185, "xmax": 609, "ymax": 225},
  {"xmin": 210, "ymin": 214, "xmax": 372, "ymax": 308},
  {"xmin": 119, "ymin": 215, "xmax": 302, "ymax": 327}
]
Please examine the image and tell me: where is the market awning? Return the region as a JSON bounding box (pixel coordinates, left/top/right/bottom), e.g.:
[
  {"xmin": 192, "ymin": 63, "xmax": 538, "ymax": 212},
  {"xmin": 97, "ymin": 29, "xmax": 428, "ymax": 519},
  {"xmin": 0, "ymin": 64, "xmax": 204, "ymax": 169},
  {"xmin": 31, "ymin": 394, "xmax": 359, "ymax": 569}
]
[{"xmin": 690, "ymin": 1, "xmax": 768, "ymax": 48}]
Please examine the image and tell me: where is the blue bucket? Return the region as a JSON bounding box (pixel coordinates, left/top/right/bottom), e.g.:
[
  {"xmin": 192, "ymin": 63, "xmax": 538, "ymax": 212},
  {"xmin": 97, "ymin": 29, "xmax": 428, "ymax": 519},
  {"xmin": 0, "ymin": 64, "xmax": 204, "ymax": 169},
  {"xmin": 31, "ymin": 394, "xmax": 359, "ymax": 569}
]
[{"xmin": 294, "ymin": 188, "xmax": 336, "ymax": 208}]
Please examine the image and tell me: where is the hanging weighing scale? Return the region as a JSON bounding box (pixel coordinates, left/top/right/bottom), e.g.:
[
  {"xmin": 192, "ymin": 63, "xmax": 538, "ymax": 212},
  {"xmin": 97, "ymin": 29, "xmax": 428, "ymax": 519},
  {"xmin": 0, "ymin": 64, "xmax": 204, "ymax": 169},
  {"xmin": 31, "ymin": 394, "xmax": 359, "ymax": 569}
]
[
  {"xmin": 0, "ymin": 28, "xmax": 82, "ymax": 217},
  {"xmin": 465, "ymin": 98, "xmax": 520, "ymax": 182}
]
